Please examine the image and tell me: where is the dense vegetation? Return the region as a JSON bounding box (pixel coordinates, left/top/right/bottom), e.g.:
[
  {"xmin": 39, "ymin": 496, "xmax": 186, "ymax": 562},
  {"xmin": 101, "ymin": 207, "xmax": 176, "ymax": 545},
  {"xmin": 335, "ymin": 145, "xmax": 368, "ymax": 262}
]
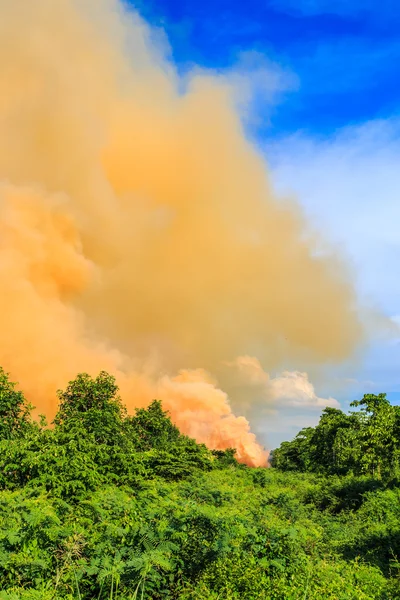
[
  {"xmin": 0, "ymin": 369, "xmax": 399, "ymax": 599},
  {"xmin": 271, "ymin": 393, "xmax": 400, "ymax": 478}
]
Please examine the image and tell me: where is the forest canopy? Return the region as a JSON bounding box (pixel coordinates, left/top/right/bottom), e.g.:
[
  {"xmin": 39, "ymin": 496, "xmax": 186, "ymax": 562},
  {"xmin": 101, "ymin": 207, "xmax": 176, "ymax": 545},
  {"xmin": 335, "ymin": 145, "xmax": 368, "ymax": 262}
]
[
  {"xmin": 0, "ymin": 368, "xmax": 399, "ymax": 599},
  {"xmin": 271, "ymin": 393, "xmax": 400, "ymax": 479}
]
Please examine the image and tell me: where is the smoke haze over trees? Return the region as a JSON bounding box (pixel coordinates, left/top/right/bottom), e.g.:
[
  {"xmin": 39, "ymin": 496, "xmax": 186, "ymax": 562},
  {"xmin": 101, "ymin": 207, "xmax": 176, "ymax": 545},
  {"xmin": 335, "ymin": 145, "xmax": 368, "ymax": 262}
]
[{"xmin": 0, "ymin": 0, "xmax": 365, "ymax": 465}]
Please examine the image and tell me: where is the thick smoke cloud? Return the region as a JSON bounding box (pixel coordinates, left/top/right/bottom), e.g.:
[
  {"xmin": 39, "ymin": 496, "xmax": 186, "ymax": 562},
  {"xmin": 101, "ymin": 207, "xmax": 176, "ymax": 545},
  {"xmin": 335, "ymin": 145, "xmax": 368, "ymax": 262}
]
[{"xmin": 0, "ymin": 0, "xmax": 362, "ymax": 465}]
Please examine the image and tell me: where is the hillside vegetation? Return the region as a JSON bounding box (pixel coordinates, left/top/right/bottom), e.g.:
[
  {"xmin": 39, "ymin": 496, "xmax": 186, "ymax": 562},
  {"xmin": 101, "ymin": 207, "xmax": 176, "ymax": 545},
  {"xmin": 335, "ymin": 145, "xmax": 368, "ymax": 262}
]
[{"xmin": 0, "ymin": 368, "xmax": 399, "ymax": 599}]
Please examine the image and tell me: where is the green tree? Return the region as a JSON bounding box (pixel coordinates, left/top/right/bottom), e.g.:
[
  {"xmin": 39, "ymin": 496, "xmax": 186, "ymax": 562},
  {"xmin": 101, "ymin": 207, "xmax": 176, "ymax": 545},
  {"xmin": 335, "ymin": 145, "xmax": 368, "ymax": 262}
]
[
  {"xmin": 312, "ymin": 408, "xmax": 357, "ymax": 474},
  {"xmin": 273, "ymin": 392, "xmax": 400, "ymax": 481},
  {"xmin": 0, "ymin": 367, "xmax": 32, "ymax": 440},
  {"xmin": 271, "ymin": 427, "xmax": 315, "ymax": 471},
  {"xmin": 127, "ymin": 400, "xmax": 214, "ymax": 479},
  {"xmin": 350, "ymin": 393, "xmax": 399, "ymax": 478},
  {"xmin": 54, "ymin": 371, "xmax": 126, "ymax": 446},
  {"xmin": 126, "ymin": 400, "xmax": 181, "ymax": 451}
]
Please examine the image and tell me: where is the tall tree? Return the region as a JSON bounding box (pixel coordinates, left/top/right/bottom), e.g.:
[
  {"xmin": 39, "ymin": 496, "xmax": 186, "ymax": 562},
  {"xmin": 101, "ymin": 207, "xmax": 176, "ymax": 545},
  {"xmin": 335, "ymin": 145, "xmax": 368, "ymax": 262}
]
[
  {"xmin": 0, "ymin": 367, "xmax": 32, "ymax": 440},
  {"xmin": 54, "ymin": 371, "xmax": 126, "ymax": 445}
]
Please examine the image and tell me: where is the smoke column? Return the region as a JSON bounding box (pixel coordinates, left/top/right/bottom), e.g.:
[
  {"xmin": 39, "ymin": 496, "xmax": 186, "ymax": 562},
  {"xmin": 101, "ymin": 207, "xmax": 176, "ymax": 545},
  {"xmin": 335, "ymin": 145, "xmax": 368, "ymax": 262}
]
[{"xmin": 0, "ymin": 0, "xmax": 362, "ymax": 465}]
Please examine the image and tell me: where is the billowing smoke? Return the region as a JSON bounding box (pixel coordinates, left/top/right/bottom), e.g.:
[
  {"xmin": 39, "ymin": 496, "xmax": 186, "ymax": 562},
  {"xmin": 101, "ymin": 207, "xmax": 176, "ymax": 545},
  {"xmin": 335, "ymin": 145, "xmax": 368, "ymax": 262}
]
[{"xmin": 0, "ymin": 0, "xmax": 362, "ymax": 466}]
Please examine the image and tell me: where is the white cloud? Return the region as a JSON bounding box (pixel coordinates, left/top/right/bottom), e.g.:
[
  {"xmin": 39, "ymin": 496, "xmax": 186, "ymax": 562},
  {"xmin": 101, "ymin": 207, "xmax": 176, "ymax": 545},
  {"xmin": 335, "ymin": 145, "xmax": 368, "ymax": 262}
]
[
  {"xmin": 230, "ymin": 356, "xmax": 339, "ymax": 410},
  {"xmin": 227, "ymin": 356, "xmax": 341, "ymax": 448},
  {"xmin": 260, "ymin": 118, "xmax": 400, "ymax": 413},
  {"xmin": 265, "ymin": 118, "xmax": 400, "ymax": 316},
  {"xmin": 268, "ymin": 371, "xmax": 340, "ymax": 408},
  {"xmin": 391, "ymin": 315, "xmax": 400, "ymax": 327}
]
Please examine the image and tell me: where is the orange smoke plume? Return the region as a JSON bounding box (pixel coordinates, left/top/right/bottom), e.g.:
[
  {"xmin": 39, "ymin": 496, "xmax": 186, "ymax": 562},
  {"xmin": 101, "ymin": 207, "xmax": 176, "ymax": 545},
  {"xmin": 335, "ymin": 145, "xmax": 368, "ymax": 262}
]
[{"xmin": 0, "ymin": 0, "xmax": 361, "ymax": 466}]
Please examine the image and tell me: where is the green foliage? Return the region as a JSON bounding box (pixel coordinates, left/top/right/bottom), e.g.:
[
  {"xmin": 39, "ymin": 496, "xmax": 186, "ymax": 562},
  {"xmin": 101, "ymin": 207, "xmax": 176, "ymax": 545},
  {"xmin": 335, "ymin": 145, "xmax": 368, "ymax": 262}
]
[
  {"xmin": 54, "ymin": 371, "xmax": 126, "ymax": 446},
  {"xmin": 0, "ymin": 368, "xmax": 32, "ymax": 441},
  {"xmin": 1, "ymin": 370, "xmax": 400, "ymax": 598},
  {"xmin": 126, "ymin": 400, "xmax": 180, "ymax": 451},
  {"xmin": 272, "ymin": 393, "xmax": 400, "ymax": 481}
]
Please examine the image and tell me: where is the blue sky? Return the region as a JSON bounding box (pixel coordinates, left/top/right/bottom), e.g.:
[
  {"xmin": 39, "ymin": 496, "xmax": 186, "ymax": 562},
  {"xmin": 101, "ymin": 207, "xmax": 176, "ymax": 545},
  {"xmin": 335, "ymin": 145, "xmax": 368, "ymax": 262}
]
[
  {"xmin": 128, "ymin": 0, "xmax": 400, "ymax": 446},
  {"xmin": 131, "ymin": 0, "xmax": 400, "ymax": 135}
]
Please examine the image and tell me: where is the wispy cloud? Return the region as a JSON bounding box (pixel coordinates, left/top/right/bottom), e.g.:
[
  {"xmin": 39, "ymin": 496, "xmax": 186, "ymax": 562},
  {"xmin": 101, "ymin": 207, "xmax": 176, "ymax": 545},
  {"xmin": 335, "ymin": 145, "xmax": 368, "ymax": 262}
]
[
  {"xmin": 266, "ymin": 117, "xmax": 400, "ymax": 314},
  {"xmin": 221, "ymin": 51, "xmax": 298, "ymax": 122}
]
